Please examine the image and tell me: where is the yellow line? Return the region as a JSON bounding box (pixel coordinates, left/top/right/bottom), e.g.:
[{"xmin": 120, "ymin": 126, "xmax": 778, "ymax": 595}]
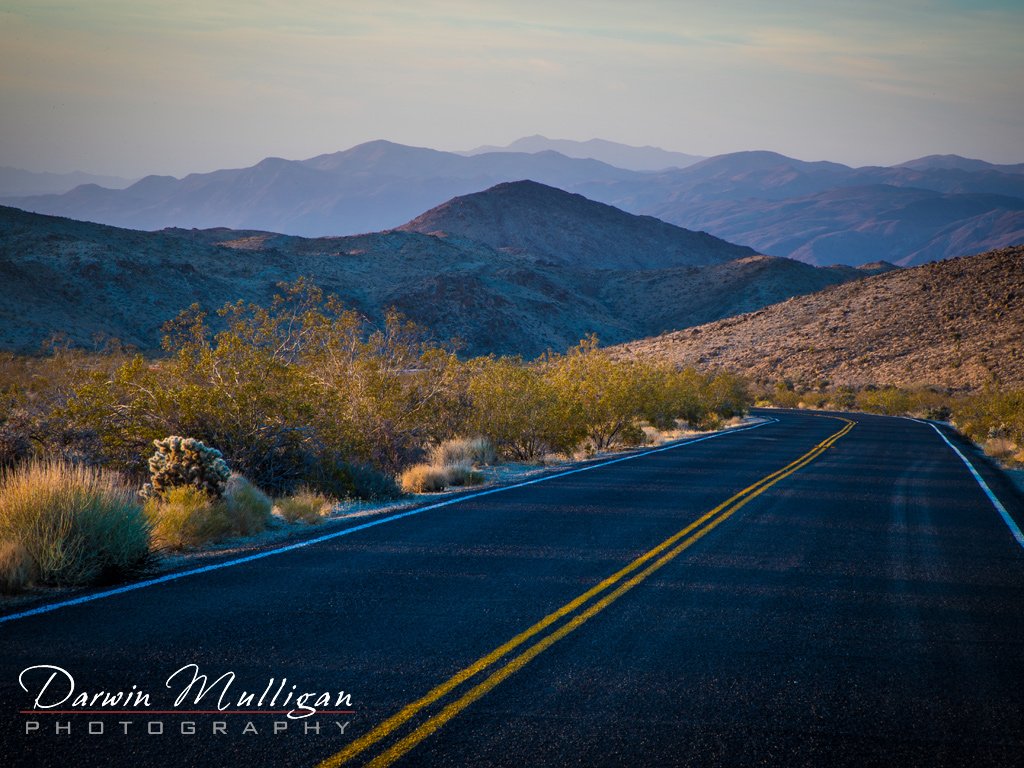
[
  {"xmin": 362, "ymin": 419, "xmax": 854, "ymax": 768},
  {"xmin": 317, "ymin": 418, "xmax": 854, "ymax": 768}
]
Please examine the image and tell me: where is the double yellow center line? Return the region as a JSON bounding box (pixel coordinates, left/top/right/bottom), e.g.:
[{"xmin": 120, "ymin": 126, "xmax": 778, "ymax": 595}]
[{"xmin": 317, "ymin": 416, "xmax": 855, "ymax": 768}]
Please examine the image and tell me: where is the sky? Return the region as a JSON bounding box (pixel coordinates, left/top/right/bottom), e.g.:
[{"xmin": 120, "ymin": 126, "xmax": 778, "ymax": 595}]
[{"xmin": 0, "ymin": 1, "xmax": 1021, "ymax": 177}]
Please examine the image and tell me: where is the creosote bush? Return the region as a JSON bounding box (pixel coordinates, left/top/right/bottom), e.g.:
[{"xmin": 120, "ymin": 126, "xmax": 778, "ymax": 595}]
[
  {"xmin": 14, "ymin": 281, "xmax": 753, "ymax": 515},
  {"xmin": 0, "ymin": 460, "xmax": 150, "ymax": 585}
]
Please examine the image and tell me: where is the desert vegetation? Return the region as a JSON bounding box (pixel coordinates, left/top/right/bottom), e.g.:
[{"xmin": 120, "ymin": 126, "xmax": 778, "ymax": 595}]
[
  {"xmin": 0, "ymin": 459, "xmax": 150, "ymax": 590},
  {"xmin": 0, "ymin": 279, "xmax": 750, "ymax": 592},
  {"xmin": 760, "ymin": 381, "xmax": 1024, "ymax": 466}
]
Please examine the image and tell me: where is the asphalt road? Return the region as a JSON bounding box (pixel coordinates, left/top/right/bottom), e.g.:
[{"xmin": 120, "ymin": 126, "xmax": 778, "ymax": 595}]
[{"xmin": 2, "ymin": 410, "xmax": 1023, "ymax": 768}]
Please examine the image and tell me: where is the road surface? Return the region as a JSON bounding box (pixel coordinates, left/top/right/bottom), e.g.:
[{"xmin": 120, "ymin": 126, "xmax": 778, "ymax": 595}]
[{"xmin": 2, "ymin": 410, "xmax": 1023, "ymax": 768}]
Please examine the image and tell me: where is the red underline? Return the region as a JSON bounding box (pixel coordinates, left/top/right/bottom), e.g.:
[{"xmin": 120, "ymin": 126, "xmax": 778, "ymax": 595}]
[{"xmin": 20, "ymin": 710, "xmax": 356, "ymax": 715}]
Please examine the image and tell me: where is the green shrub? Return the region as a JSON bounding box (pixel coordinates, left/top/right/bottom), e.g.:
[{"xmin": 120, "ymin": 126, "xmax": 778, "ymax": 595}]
[
  {"xmin": 276, "ymin": 489, "xmax": 333, "ymax": 524},
  {"xmin": 0, "ymin": 540, "xmax": 38, "ymax": 594},
  {"xmin": 143, "ymin": 436, "xmax": 231, "ymax": 499},
  {"xmin": 467, "ymin": 356, "xmax": 584, "ymax": 461},
  {"xmin": 304, "ymin": 455, "xmax": 402, "ymax": 501},
  {"xmin": 0, "ymin": 460, "xmax": 150, "ymax": 585}
]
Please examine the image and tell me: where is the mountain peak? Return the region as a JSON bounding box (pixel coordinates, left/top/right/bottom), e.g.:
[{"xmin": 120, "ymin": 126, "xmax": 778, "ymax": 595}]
[{"xmin": 397, "ymin": 181, "xmax": 755, "ymax": 270}]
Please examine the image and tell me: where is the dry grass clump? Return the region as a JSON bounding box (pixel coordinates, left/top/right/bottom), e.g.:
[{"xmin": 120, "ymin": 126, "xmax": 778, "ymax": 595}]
[
  {"xmin": 429, "ymin": 437, "xmax": 496, "ymax": 468},
  {"xmin": 276, "ymin": 489, "xmax": 334, "ymax": 524},
  {"xmin": 0, "ymin": 540, "xmax": 39, "ymax": 594},
  {"xmin": 400, "ymin": 463, "xmax": 451, "ymax": 494},
  {"xmin": 399, "ymin": 460, "xmax": 485, "ymax": 494},
  {"xmin": 401, "ymin": 438, "xmax": 493, "ymax": 494},
  {"xmin": 145, "ymin": 486, "xmax": 232, "ymax": 549},
  {"xmin": 0, "ymin": 459, "xmax": 150, "ymax": 587},
  {"xmin": 146, "ymin": 474, "xmax": 272, "ymax": 549},
  {"xmin": 983, "ymin": 437, "xmax": 1017, "ymax": 460},
  {"xmin": 443, "ymin": 460, "xmax": 484, "ymax": 488},
  {"xmin": 224, "ymin": 474, "xmax": 273, "ymax": 535}
]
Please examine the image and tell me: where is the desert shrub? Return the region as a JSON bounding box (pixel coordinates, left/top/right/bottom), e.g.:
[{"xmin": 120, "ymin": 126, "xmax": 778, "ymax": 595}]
[
  {"xmin": 400, "ymin": 463, "xmax": 451, "ymax": 493},
  {"xmin": 0, "ymin": 420, "xmax": 31, "ymax": 471},
  {"xmin": 223, "ymin": 474, "xmax": 273, "ymax": 535},
  {"xmin": 443, "ymin": 460, "xmax": 484, "ymax": 487},
  {"xmin": 59, "ymin": 281, "xmax": 464, "ymax": 492},
  {"xmin": 276, "ymin": 489, "xmax": 333, "ymax": 524},
  {"xmin": 145, "ymin": 486, "xmax": 232, "ymax": 550},
  {"xmin": 983, "ymin": 437, "xmax": 1017, "ymax": 460},
  {"xmin": 700, "ymin": 370, "xmax": 749, "ymax": 420},
  {"xmin": 143, "ymin": 436, "xmax": 231, "ymax": 499},
  {"xmin": 303, "ymin": 455, "xmax": 402, "ymax": 501},
  {"xmin": 0, "ymin": 540, "xmax": 38, "ymax": 594},
  {"xmin": 467, "ymin": 356, "xmax": 584, "ymax": 461},
  {"xmin": 953, "ymin": 389, "xmax": 1024, "ymax": 450},
  {"xmin": 400, "ymin": 459, "xmax": 484, "ymax": 494},
  {"xmin": 544, "ymin": 338, "xmax": 647, "ymax": 452},
  {"xmin": 769, "ymin": 381, "xmax": 802, "ymax": 409},
  {"xmin": 855, "ymin": 386, "xmax": 920, "ymax": 416},
  {"xmin": 146, "ymin": 475, "xmax": 272, "ymax": 549},
  {"xmin": 617, "ymin": 421, "xmax": 648, "ymax": 447},
  {"xmin": 0, "ymin": 460, "xmax": 150, "ymax": 585},
  {"xmin": 429, "ymin": 437, "xmax": 496, "ymax": 467}
]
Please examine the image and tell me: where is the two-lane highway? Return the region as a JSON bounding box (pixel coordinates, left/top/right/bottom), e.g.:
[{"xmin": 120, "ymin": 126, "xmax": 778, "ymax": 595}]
[{"xmin": 2, "ymin": 411, "xmax": 1023, "ymax": 767}]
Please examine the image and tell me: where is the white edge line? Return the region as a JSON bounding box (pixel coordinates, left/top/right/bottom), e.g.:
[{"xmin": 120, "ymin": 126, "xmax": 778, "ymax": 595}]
[
  {"xmin": 908, "ymin": 417, "xmax": 1024, "ymax": 548},
  {"xmin": 0, "ymin": 418, "xmax": 778, "ymax": 625}
]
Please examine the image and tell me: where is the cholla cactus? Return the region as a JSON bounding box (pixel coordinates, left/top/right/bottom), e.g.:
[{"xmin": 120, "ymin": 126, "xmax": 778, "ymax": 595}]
[{"xmin": 142, "ymin": 436, "xmax": 231, "ymax": 499}]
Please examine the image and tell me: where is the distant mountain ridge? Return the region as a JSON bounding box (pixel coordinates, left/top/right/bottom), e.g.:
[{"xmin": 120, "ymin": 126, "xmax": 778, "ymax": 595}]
[
  {"xmin": 615, "ymin": 245, "xmax": 1024, "ymax": 391},
  {"xmin": 462, "ymin": 135, "xmax": 704, "ymax": 171},
  {"xmin": 2, "ymin": 141, "xmax": 640, "ymax": 237},
  {"xmin": 0, "ymin": 166, "xmax": 136, "ymax": 197},
  {"xmin": 896, "ymin": 155, "xmax": 1024, "ymax": 174},
  {"xmin": 589, "ymin": 151, "xmax": 1024, "ymax": 265},
  {"xmin": 0, "ymin": 182, "xmax": 888, "ymax": 357},
  {"xmin": 4, "ymin": 142, "xmax": 1022, "ymax": 266}
]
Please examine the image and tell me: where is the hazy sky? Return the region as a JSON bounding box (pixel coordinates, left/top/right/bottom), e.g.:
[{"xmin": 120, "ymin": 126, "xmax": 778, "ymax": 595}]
[{"xmin": 1, "ymin": 1, "xmax": 1021, "ymax": 177}]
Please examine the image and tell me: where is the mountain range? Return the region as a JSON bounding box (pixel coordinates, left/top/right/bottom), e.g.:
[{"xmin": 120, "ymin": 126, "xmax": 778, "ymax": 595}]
[
  {"xmin": 0, "ymin": 182, "xmax": 889, "ymax": 357},
  {"xmin": 4, "ymin": 140, "xmax": 1022, "ymax": 267},
  {"xmin": 0, "ymin": 166, "xmax": 136, "ymax": 197},
  {"xmin": 461, "ymin": 135, "xmax": 704, "ymax": 171},
  {"xmin": 614, "ymin": 245, "xmax": 1024, "ymax": 390}
]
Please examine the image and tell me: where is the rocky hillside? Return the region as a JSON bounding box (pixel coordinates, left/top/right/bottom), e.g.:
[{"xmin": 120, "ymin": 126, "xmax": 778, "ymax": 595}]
[
  {"xmin": 0, "ymin": 183, "xmax": 888, "ymax": 357},
  {"xmin": 615, "ymin": 246, "xmax": 1024, "ymax": 390},
  {"xmin": 397, "ymin": 180, "xmax": 756, "ymax": 270}
]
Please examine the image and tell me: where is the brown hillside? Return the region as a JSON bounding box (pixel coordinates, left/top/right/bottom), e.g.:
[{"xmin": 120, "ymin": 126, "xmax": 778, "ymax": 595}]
[{"xmin": 614, "ymin": 246, "xmax": 1024, "ymax": 390}]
